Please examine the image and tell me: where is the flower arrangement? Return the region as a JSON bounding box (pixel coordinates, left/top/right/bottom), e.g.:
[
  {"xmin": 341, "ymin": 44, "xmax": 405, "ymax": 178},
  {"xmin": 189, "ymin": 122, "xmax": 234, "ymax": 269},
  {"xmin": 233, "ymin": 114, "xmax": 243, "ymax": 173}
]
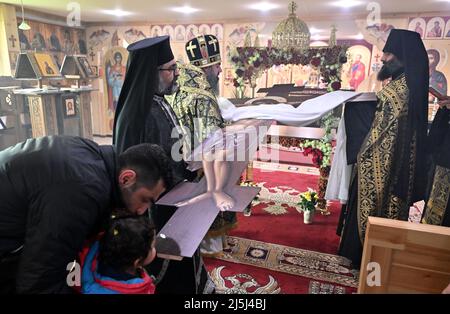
[
  {"xmin": 298, "ymin": 188, "xmax": 318, "ymax": 212},
  {"xmin": 229, "ymin": 46, "xmax": 348, "ymax": 94},
  {"xmin": 300, "ymin": 140, "xmax": 333, "ymax": 169}
]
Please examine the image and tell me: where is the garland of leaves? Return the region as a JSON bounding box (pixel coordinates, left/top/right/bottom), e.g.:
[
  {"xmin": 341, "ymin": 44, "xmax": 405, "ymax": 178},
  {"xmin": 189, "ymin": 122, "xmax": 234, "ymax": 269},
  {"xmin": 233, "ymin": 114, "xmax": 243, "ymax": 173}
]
[
  {"xmin": 229, "ymin": 46, "xmax": 348, "ymax": 93},
  {"xmin": 300, "ymin": 140, "xmax": 332, "ymax": 211},
  {"xmin": 299, "ymin": 111, "xmax": 339, "ymax": 212}
]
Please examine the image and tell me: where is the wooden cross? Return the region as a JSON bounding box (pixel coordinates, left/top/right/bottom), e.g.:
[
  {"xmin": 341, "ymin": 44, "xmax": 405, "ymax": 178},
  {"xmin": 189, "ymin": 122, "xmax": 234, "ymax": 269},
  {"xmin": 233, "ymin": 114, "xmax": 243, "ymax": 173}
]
[
  {"xmin": 9, "ymin": 35, "xmax": 17, "ymax": 48},
  {"xmin": 186, "ymin": 41, "xmax": 197, "ymax": 58},
  {"xmin": 89, "ymin": 50, "xmax": 96, "ymax": 62},
  {"xmin": 208, "ymin": 36, "xmax": 218, "ymax": 52}
]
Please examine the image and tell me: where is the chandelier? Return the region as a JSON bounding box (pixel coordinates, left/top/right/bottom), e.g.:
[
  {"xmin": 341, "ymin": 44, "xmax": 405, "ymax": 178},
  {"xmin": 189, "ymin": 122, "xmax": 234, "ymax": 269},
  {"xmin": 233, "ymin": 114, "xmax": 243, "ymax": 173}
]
[{"xmin": 272, "ymin": 2, "xmax": 310, "ymax": 51}]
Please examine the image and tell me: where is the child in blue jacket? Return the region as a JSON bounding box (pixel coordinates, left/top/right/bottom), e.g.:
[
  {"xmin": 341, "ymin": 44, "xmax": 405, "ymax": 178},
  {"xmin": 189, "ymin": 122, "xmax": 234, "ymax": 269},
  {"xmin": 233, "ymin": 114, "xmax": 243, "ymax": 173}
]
[{"xmin": 81, "ymin": 214, "xmax": 156, "ymax": 294}]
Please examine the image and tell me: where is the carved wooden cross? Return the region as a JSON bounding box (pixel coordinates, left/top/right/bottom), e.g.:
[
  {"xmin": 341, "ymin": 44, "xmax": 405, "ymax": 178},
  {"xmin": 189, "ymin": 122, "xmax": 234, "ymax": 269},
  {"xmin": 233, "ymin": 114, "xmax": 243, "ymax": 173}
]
[
  {"xmin": 186, "ymin": 41, "xmax": 197, "ymax": 58},
  {"xmin": 89, "ymin": 50, "xmax": 95, "ymax": 62},
  {"xmin": 9, "ymin": 35, "xmax": 17, "ymax": 48}
]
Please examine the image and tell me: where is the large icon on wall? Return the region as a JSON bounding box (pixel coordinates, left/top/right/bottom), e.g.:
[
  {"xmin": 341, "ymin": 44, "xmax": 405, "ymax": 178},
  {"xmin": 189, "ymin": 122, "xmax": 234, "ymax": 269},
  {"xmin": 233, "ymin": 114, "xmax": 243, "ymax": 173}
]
[
  {"xmin": 162, "ymin": 25, "xmax": 174, "ymax": 38},
  {"xmin": 174, "ymin": 25, "xmax": 186, "ymax": 42},
  {"xmin": 151, "ymin": 25, "xmax": 163, "ymax": 37},
  {"xmin": 31, "ymin": 32, "xmax": 47, "ymax": 51},
  {"xmin": 427, "ymin": 48, "xmax": 448, "ymax": 96},
  {"xmin": 103, "ymin": 47, "xmax": 128, "ymax": 132},
  {"xmin": 199, "ymin": 24, "xmax": 211, "ymax": 36},
  {"xmin": 444, "ymin": 19, "xmax": 450, "ymax": 38},
  {"xmin": 33, "ymin": 53, "xmax": 61, "ymax": 77},
  {"xmin": 426, "ymin": 17, "xmax": 445, "ymax": 39},
  {"xmin": 341, "ymin": 45, "xmax": 371, "ymax": 91},
  {"xmin": 186, "ymin": 25, "xmax": 199, "ymax": 41},
  {"xmin": 211, "ymin": 24, "xmax": 224, "ymax": 41},
  {"xmin": 408, "ymin": 17, "xmax": 426, "ymax": 38}
]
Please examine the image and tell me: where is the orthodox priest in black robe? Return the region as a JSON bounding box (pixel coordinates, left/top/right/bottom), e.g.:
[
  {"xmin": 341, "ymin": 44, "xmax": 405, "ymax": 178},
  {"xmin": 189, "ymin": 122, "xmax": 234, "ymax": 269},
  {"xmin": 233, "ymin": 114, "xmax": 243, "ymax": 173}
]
[
  {"xmin": 422, "ymin": 104, "xmax": 450, "ymax": 227},
  {"xmin": 113, "ymin": 36, "xmax": 215, "ymax": 294},
  {"xmin": 338, "ymin": 30, "xmax": 429, "ymax": 267}
]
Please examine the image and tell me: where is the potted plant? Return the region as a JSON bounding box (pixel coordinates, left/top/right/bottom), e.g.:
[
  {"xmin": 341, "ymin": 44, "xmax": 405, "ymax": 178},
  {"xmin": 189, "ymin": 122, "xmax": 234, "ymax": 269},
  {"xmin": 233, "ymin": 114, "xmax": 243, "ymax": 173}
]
[{"xmin": 298, "ymin": 188, "xmax": 318, "ymax": 224}]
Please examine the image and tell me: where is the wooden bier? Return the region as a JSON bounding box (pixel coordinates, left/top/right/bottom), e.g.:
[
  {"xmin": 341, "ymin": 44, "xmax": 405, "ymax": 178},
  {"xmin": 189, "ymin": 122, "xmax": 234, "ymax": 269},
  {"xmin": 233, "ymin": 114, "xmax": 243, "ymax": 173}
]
[
  {"xmin": 358, "ymin": 217, "xmax": 450, "ymax": 294},
  {"xmin": 257, "ymin": 125, "xmax": 326, "ymax": 167},
  {"xmin": 266, "ymin": 125, "xmax": 325, "ymax": 139},
  {"xmin": 229, "ymin": 84, "xmax": 328, "ymax": 108}
]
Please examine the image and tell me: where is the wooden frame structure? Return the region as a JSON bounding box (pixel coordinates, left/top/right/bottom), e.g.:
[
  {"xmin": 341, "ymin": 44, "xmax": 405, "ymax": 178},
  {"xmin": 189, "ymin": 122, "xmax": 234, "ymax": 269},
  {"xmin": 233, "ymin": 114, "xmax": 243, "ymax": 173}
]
[{"xmin": 358, "ymin": 217, "xmax": 450, "ymax": 293}]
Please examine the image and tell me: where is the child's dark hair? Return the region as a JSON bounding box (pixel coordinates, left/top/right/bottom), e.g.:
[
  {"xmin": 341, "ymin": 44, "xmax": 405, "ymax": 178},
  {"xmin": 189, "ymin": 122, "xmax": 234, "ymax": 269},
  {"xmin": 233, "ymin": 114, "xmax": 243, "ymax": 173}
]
[{"xmin": 98, "ymin": 213, "xmax": 156, "ymax": 273}]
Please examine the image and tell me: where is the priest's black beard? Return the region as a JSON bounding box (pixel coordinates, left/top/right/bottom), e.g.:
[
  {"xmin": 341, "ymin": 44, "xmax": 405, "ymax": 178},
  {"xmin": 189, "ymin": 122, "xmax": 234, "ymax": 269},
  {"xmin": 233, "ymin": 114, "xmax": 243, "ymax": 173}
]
[
  {"xmin": 157, "ymin": 75, "xmax": 179, "ymax": 95},
  {"xmin": 205, "ymin": 69, "xmax": 219, "ymax": 96},
  {"xmin": 377, "ymin": 58, "xmax": 405, "ymax": 81}
]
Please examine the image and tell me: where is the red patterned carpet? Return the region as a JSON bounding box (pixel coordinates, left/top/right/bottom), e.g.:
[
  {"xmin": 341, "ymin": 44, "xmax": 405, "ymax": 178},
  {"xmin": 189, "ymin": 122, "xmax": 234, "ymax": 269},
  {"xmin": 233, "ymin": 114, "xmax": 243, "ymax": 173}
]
[{"xmin": 204, "ymin": 167, "xmax": 359, "ymax": 294}]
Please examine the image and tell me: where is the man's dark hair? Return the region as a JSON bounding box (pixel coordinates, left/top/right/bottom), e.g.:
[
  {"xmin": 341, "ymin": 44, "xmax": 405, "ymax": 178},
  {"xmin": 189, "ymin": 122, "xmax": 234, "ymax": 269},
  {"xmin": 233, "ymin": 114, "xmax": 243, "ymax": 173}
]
[
  {"xmin": 118, "ymin": 143, "xmax": 172, "ymax": 189},
  {"xmin": 98, "ymin": 213, "xmax": 156, "ymax": 273}
]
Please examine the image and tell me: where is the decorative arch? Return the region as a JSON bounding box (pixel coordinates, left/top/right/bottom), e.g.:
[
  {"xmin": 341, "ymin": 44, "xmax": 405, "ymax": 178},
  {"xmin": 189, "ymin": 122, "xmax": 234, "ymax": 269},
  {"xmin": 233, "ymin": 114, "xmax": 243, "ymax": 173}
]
[{"xmin": 229, "ymin": 46, "xmax": 348, "ymax": 94}]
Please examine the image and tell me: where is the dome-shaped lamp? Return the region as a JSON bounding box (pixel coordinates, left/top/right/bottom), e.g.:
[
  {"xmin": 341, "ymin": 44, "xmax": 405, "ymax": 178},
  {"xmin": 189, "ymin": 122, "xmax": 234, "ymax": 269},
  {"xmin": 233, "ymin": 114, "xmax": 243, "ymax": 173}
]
[
  {"xmin": 18, "ymin": 0, "xmax": 30, "ymax": 31},
  {"xmin": 272, "ymin": 1, "xmax": 310, "ymax": 51}
]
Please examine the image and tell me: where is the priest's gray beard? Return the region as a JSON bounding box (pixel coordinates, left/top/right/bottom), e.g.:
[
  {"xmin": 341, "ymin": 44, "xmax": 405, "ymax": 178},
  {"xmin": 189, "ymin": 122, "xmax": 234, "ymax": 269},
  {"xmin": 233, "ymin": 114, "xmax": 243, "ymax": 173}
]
[
  {"xmin": 204, "ymin": 68, "xmax": 219, "ymax": 96},
  {"xmin": 157, "ymin": 75, "xmax": 179, "ymax": 95}
]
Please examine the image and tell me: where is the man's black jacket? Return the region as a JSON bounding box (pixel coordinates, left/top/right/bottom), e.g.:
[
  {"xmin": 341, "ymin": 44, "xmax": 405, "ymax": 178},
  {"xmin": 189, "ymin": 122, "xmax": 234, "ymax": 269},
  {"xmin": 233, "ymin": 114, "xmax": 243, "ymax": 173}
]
[{"xmin": 0, "ymin": 136, "xmax": 118, "ymax": 293}]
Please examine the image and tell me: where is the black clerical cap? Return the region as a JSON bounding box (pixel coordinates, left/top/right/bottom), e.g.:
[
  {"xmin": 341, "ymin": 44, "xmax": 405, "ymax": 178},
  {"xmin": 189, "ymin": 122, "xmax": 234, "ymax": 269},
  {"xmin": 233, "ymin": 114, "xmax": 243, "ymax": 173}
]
[
  {"xmin": 185, "ymin": 34, "xmax": 221, "ymax": 68},
  {"xmin": 127, "ymin": 35, "xmax": 174, "ymax": 66},
  {"xmin": 382, "ymin": 29, "xmax": 422, "ymax": 63}
]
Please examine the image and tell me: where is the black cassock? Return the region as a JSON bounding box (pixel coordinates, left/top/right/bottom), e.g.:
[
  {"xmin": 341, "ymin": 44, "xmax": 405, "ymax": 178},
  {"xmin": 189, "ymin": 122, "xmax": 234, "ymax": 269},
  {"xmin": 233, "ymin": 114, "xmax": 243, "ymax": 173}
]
[
  {"xmin": 338, "ymin": 30, "xmax": 429, "ymax": 267},
  {"xmin": 336, "ymin": 98, "xmax": 377, "ymax": 267},
  {"xmin": 423, "ymin": 107, "xmax": 450, "ymax": 227},
  {"xmin": 144, "ymin": 95, "xmax": 214, "ymax": 294}
]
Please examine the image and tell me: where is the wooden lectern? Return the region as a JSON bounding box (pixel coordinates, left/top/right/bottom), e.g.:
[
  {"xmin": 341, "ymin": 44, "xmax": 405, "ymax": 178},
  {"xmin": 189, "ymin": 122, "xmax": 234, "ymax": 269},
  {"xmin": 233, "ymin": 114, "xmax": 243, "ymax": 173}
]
[
  {"xmin": 13, "ymin": 52, "xmax": 63, "ymax": 138},
  {"xmin": 60, "ymin": 55, "xmax": 98, "ymax": 139}
]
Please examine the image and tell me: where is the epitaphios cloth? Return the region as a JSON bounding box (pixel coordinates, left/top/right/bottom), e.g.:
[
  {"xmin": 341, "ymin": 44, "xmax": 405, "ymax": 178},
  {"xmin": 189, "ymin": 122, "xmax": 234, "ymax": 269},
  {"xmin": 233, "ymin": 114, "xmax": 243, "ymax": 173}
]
[{"xmin": 217, "ymin": 91, "xmax": 359, "ymax": 126}]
